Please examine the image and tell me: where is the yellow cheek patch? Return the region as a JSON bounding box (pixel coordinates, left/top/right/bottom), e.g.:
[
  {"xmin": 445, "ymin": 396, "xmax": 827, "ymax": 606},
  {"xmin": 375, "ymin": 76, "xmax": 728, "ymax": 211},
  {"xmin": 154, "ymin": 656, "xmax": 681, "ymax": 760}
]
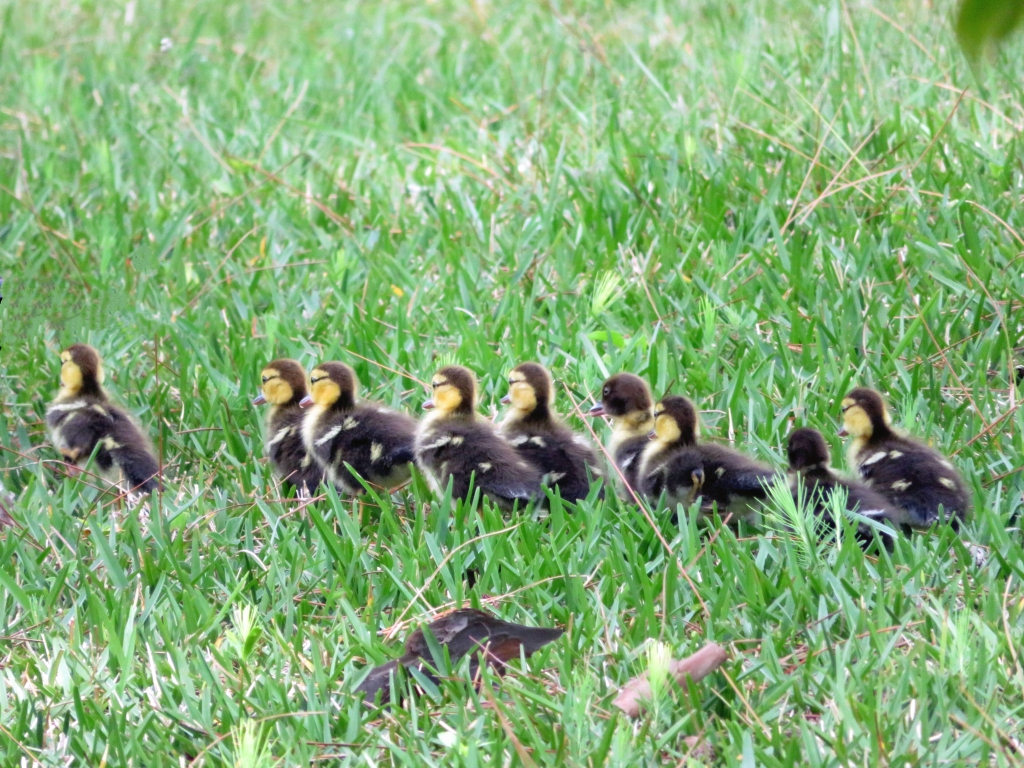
[
  {"xmin": 655, "ymin": 414, "xmax": 681, "ymax": 443},
  {"xmin": 433, "ymin": 383, "xmax": 463, "ymax": 413},
  {"xmin": 60, "ymin": 361, "xmax": 83, "ymax": 393},
  {"xmin": 509, "ymin": 382, "xmax": 537, "ymax": 412},
  {"xmin": 310, "ymin": 378, "xmax": 341, "ymax": 407},
  {"xmin": 262, "ymin": 378, "xmax": 294, "ymax": 405},
  {"xmin": 842, "ymin": 406, "xmax": 873, "ymax": 438},
  {"xmin": 841, "ymin": 397, "xmax": 855, "ymax": 408}
]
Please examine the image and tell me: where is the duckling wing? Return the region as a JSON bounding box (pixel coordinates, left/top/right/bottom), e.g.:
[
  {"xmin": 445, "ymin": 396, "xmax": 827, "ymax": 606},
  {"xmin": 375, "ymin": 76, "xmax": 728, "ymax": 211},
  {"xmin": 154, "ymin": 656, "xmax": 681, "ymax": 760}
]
[
  {"xmin": 614, "ymin": 436, "xmax": 650, "ymax": 491},
  {"xmin": 506, "ymin": 427, "xmax": 598, "ymax": 502},
  {"xmin": 720, "ymin": 468, "xmax": 780, "ymax": 495},
  {"xmin": 388, "ymin": 444, "xmax": 416, "ymax": 466},
  {"xmin": 700, "ymin": 445, "xmax": 779, "ymax": 498},
  {"xmin": 640, "ymin": 460, "xmax": 666, "ymax": 499},
  {"xmin": 418, "ymin": 422, "xmax": 541, "ymax": 505},
  {"xmin": 106, "ymin": 408, "xmax": 161, "ymax": 492},
  {"xmin": 47, "ymin": 400, "xmax": 112, "ymax": 465},
  {"xmin": 477, "ymin": 473, "xmax": 539, "ymax": 505},
  {"xmin": 839, "ymin": 479, "xmax": 903, "ymax": 521},
  {"xmin": 316, "ymin": 407, "xmax": 416, "ymax": 491},
  {"xmin": 838, "ymin": 480, "xmax": 900, "ymax": 549},
  {"xmin": 463, "ymin": 450, "xmax": 542, "ymax": 505},
  {"xmin": 795, "ymin": 472, "xmax": 896, "ymax": 550},
  {"xmin": 855, "ymin": 440, "xmax": 968, "ymax": 527},
  {"xmin": 268, "ymin": 408, "xmax": 322, "ymax": 493}
]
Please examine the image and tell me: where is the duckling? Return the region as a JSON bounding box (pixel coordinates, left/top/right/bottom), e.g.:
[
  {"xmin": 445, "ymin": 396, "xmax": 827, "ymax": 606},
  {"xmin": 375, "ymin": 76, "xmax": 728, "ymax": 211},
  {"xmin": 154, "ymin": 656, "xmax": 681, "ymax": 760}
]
[
  {"xmin": 840, "ymin": 387, "xmax": 970, "ymax": 530},
  {"xmin": 46, "ymin": 343, "xmax": 160, "ymax": 493},
  {"xmin": 787, "ymin": 427, "xmax": 898, "ymax": 549},
  {"xmin": 499, "ymin": 362, "xmax": 603, "ymax": 502},
  {"xmin": 587, "ymin": 373, "xmax": 654, "ymax": 494},
  {"xmin": 414, "ymin": 365, "xmax": 541, "ymax": 509},
  {"xmin": 638, "ymin": 395, "xmax": 703, "ymax": 508},
  {"xmin": 640, "ymin": 395, "xmax": 778, "ymax": 523},
  {"xmin": 354, "ymin": 607, "xmax": 564, "ymax": 706},
  {"xmin": 252, "ymin": 358, "xmax": 323, "ymax": 496},
  {"xmin": 299, "ymin": 362, "xmax": 417, "ymax": 495}
]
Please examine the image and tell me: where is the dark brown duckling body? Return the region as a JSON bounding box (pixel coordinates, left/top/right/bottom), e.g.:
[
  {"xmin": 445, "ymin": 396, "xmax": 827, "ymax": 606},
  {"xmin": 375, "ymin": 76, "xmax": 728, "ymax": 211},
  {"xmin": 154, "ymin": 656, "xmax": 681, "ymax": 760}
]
[
  {"xmin": 787, "ymin": 427, "xmax": 898, "ymax": 549},
  {"xmin": 300, "ymin": 362, "xmax": 417, "ymax": 495},
  {"xmin": 640, "ymin": 395, "xmax": 778, "ymax": 523},
  {"xmin": 587, "ymin": 372, "xmax": 654, "ymax": 495},
  {"xmin": 355, "ymin": 608, "xmax": 564, "ymax": 705},
  {"xmin": 499, "ymin": 362, "xmax": 603, "ymax": 503},
  {"xmin": 253, "ymin": 358, "xmax": 323, "ymax": 495},
  {"xmin": 415, "ymin": 365, "xmax": 541, "ymax": 510},
  {"xmin": 841, "ymin": 388, "xmax": 970, "ymax": 531},
  {"xmin": 46, "ymin": 344, "xmax": 160, "ymax": 493}
]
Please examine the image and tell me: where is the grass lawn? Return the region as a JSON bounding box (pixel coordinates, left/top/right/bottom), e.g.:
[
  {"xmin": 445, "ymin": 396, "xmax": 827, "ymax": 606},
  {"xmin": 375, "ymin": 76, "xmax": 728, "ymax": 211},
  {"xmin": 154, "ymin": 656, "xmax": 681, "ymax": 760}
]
[{"xmin": 2, "ymin": 0, "xmax": 1023, "ymax": 764}]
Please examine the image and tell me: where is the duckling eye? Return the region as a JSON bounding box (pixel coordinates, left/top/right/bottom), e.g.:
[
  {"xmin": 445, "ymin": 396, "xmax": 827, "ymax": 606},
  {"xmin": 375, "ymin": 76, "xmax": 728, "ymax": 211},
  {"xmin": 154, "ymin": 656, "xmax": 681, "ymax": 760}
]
[
  {"xmin": 261, "ymin": 376, "xmax": 269, "ymax": 384},
  {"xmin": 603, "ymin": 386, "xmax": 610, "ymax": 396}
]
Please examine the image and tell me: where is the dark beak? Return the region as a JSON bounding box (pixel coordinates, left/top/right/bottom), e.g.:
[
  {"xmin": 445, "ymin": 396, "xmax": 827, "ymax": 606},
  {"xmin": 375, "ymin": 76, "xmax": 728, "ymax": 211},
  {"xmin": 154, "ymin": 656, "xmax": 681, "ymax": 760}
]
[
  {"xmin": 500, "ymin": 394, "xmax": 511, "ymax": 405},
  {"xmin": 423, "ymin": 399, "xmax": 435, "ymax": 410},
  {"xmin": 647, "ymin": 430, "xmax": 657, "ymax": 440},
  {"xmin": 299, "ymin": 395, "xmax": 314, "ymax": 409},
  {"xmin": 588, "ymin": 404, "xmax": 606, "ymax": 417},
  {"xmin": 252, "ymin": 393, "xmax": 267, "ymax": 406},
  {"xmin": 838, "ymin": 427, "xmax": 849, "ymax": 437},
  {"xmin": 691, "ymin": 469, "xmax": 704, "ymax": 489}
]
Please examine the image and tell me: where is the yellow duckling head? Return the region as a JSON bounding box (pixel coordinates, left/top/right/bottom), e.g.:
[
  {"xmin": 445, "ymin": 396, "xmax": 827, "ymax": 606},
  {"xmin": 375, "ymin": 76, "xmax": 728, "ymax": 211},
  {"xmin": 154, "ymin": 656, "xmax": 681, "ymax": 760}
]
[
  {"xmin": 301, "ymin": 362, "xmax": 359, "ymax": 410},
  {"xmin": 59, "ymin": 343, "xmax": 105, "ymax": 398},
  {"xmin": 839, "ymin": 387, "xmax": 891, "ymax": 439},
  {"xmin": 501, "ymin": 362, "xmax": 554, "ymax": 421},
  {"xmin": 423, "ymin": 365, "xmax": 476, "ymax": 416},
  {"xmin": 648, "ymin": 395, "xmax": 699, "ymax": 446},
  {"xmin": 253, "ymin": 358, "xmax": 308, "ymax": 407}
]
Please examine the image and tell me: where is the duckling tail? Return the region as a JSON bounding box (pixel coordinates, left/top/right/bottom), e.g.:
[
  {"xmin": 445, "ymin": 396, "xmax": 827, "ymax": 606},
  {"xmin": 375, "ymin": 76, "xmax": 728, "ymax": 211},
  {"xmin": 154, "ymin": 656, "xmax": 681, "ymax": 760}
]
[
  {"xmin": 108, "ymin": 419, "xmax": 161, "ymax": 493},
  {"xmin": 117, "ymin": 448, "xmax": 161, "ymax": 493}
]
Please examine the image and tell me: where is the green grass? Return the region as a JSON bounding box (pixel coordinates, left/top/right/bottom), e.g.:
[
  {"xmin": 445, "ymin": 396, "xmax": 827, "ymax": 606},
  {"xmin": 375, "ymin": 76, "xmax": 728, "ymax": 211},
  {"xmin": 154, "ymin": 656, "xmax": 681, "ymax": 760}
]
[{"xmin": 2, "ymin": 0, "xmax": 1023, "ymax": 764}]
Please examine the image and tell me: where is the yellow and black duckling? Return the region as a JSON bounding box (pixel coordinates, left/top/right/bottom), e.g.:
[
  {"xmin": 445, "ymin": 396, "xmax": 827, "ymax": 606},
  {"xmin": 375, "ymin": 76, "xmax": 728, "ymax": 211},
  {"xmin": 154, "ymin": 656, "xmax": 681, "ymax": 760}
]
[
  {"xmin": 499, "ymin": 362, "xmax": 603, "ymax": 503},
  {"xmin": 300, "ymin": 362, "xmax": 417, "ymax": 495},
  {"xmin": 587, "ymin": 373, "xmax": 654, "ymax": 494},
  {"xmin": 840, "ymin": 387, "xmax": 970, "ymax": 531},
  {"xmin": 415, "ymin": 365, "xmax": 541, "ymax": 509},
  {"xmin": 46, "ymin": 343, "xmax": 160, "ymax": 493},
  {"xmin": 787, "ymin": 427, "xmax": 898, "ymax": 549},
  {"xmin": 253, "ymin": 358, "xmax": 323, "ymax": 496},
  {"xmin": 639, "ymin": 395, "xmax": 778, "ymax": 523}
]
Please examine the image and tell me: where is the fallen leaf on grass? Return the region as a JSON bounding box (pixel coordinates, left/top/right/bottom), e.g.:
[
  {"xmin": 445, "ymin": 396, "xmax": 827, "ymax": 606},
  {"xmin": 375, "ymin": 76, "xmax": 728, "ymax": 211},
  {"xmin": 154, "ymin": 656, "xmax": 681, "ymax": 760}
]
[{"xmin": 613, "ymin": 642, "xmax": 728, "ymax": 718}]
